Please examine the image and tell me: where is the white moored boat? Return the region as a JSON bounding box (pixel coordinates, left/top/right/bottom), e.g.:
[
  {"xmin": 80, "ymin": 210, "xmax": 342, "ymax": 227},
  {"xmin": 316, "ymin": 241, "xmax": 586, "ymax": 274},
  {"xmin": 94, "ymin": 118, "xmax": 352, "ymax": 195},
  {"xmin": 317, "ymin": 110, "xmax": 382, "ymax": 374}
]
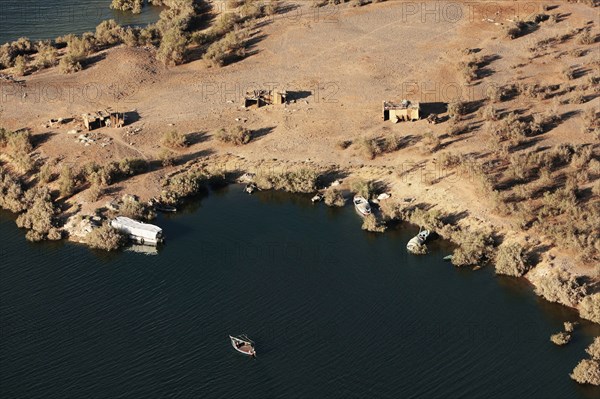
[
  {"xmin": 353, "ymin": 195, "xmax": 372, "ymax": 216},
  {"xmin": 110, "ymin": 216, "xmax": 164, "ymax": 246},
  {"xmin": 229, "ymin": 335, "xmax": 256, "ymax": 357},
  {"xmin": 407, "ymin": 228, "xmax": 430, "ymax": 254}
]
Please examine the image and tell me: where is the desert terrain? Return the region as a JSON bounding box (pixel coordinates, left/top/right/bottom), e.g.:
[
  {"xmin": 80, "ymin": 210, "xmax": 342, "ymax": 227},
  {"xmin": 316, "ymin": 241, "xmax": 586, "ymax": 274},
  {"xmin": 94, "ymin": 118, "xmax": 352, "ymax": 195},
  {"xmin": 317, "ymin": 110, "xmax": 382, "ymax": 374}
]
[{"xmin": 0, "ymin": 1, "xmax": 599, "ymax": 328}]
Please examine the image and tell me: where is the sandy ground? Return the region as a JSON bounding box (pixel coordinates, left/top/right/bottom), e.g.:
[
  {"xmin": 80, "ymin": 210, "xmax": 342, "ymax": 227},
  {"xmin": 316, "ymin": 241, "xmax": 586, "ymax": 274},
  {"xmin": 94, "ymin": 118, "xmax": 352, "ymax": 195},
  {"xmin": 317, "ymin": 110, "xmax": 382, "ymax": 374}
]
[{"xmin": 1, "ymin": 2, "xmax": 599, "ymax": 284}]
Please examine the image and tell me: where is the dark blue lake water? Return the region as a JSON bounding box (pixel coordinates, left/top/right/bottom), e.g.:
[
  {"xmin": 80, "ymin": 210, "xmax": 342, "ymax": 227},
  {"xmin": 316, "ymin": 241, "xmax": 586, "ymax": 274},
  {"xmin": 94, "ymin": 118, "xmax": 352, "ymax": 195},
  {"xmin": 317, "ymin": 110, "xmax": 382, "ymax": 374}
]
[{"xmin": 1, "ymin": 185, "xmax": 599, "ymax": 398}]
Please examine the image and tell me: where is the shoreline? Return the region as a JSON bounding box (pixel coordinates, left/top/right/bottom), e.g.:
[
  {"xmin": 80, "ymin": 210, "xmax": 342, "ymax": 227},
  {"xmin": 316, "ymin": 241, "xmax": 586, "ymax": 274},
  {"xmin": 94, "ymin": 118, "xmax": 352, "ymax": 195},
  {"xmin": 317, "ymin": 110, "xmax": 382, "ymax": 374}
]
[{"xmin": 2, "ymin": 152, "xmax": 597, "ymax": 325}]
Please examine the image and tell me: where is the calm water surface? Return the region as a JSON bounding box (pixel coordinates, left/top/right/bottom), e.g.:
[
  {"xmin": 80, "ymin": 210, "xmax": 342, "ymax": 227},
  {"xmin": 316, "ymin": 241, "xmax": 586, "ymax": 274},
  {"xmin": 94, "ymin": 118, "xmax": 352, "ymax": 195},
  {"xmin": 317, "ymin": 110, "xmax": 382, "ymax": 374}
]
[
  {"xmin": 0, "ymin": 1, "xmax": 161, "ymax": 43},
  {"xmin": 1, "ymin": 186, "xmax": 599, "ymax": 398}
]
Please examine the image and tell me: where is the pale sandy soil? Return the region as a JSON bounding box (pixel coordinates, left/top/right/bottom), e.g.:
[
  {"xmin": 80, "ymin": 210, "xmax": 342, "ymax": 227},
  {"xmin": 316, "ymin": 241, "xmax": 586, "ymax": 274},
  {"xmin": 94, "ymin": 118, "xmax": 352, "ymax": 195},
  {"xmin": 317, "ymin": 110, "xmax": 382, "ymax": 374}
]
[{"xmin": 1, "ymin": 2, "xmax": 598, "ymax": 310}]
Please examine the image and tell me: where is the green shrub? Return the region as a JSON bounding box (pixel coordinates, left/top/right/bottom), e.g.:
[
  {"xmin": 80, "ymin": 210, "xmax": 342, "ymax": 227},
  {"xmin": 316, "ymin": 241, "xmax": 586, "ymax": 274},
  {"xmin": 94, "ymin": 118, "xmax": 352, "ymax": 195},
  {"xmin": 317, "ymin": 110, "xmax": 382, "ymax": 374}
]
[
  {"xmin": 15, "ymin": 186, "xmax": 61, "ymax": 241},
  {"xmin": 161, "ymin": 169, "xmax": 209, "ymax": 204},
  {"xmin": 117, "ymin": 158, "xmax": 148, "ymax": 177},
  {"xmin": 87, "ymin": 222, "xmax": 125, "ymax": 251},
  {"xmin": 157, "ymin": 28, "xmax": 188, "ymax": 66},
  {"xmin": 58, "ymin": 166, "xmax": 76, "ymax": 197},
  {"xmin": 255, "ymin": 167, "xmax": 319, "ymax": 193},
  {"xmin": 350, "ymin": 179, "xmax": 374, "ymax": 199}
]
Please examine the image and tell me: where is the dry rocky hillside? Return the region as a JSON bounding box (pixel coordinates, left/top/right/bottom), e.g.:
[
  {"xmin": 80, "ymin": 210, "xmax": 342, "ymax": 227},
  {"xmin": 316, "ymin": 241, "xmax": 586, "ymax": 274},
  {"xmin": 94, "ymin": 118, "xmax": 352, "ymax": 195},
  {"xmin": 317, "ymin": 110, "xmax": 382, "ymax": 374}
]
[{"xmin": 0, "ymin": 1, "xmax": 599, "ymax": 328}]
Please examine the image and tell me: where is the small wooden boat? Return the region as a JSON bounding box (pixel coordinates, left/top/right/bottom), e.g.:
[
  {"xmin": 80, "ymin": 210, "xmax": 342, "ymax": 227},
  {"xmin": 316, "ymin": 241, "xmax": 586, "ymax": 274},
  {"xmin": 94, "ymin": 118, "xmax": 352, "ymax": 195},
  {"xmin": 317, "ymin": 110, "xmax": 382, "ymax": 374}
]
[
  {"xmin": 244, "ymin": 183, "xmax": 257, "ymax": 194},
  {"xmin": 229, "ymin": 335, "xmax": 256, "ymax": 357},
  {"xmin": 311, "ymin": 193, "xmax": 323, "ymax": 203},
  {"xmin": 443, "ymin": 255, "xmax": 453, "ymax": 261},
  {"xmin": 377, "ymin": 193, "xmax": 391, "ymax": 201},
  {"xmin": 150, "ymin": 197, "xmax": 177, "ymax": 213},
  {"xmin": 353, "ymin": 195, "xmax": 372, "ymax": 216}
]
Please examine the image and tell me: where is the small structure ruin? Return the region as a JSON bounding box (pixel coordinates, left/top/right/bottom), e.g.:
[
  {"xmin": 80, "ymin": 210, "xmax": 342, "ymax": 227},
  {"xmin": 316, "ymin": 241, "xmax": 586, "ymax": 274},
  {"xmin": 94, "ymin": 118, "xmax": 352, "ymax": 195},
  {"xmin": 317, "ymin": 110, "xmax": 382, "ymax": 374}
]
[
  {"xmin": 82, "ymin": 110, "xmax": 125, "ymax": 131},
  {"xmin": 244, "ymin": 89, "xmax": 287, "ymax": 108},
  {"xmin": 383, "ymin": 99, "xmax": 420, "ymax": 123}
]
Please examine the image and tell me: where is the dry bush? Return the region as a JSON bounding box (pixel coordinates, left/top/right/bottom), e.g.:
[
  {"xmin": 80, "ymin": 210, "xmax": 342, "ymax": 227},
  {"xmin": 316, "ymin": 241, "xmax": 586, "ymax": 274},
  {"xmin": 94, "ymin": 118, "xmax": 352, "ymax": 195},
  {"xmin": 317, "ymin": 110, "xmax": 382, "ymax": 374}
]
[
  {"xmin": 37, "ymin": 162, "xmax": 53, "ymax": 184},
  {"xmin": 439, "ymin": 152, "xmax": 463, "ymax": 169},
  {"xmin": 570, "ymin": 359, "xmax": 600, "ymax": 386},
  {"xmin": 495, "ymin": 242, "xmax": 530, "ymax": 276},
  {"xmin": 532, "ymin": 268, "xmax": 588, "ymax": 307},
  {"xmin": 95, "ymin": 19, "xmax": 123, "ymax": 46},
  {"xmin": 383, "ymin": 134, "xmax": 402, "ymax": 153},
  {"xmin": 337, "ymin": 139, "xmax": 352, "ymax": 150},
  {"xmin": 550, "ymin": 332, "xmax": 572, "ymax": 346},
  {"xmin": 216, "ymin": 125, "xmax": 251, "ymax": 145},
  {"xmin": 1, "ymin": 129, "xmax": 34, "ymax": 173},
  {"xmin": 578, "ymin": 30, "xmax": 596, "ymax": 45},
  {"xmin": 86, "ymin": 183, "xmax": 103, "ymax": 202},
  {"xmin": 58, "ymin": 54, "xmax": 82, "ymax": 74},
  {"xmin": 35, "ymin": 41, "xmax": 58, "ymax": 69},
  {"xmin": 362, "ymin": 214, "xmax": 386, "ymax": 233},
  {"xmin": 422, "ymin": 131, "xmax": 441, "ymax": 153},
  {"xmin": 447, "ymin": 101, "xmax": 467, "ymax": 120},
  {"xmin": 203, "ymin": 31, "xmax": 245, "ymax": 67},
  {"xmin": 357, "ymin": 137, "xmax": 381, "ymax": 160},
  {"xmin": 255, "ymin": 167, "xmax": 320, "ymax": 193},
  {"xmin": 564, "ymin": 322, "xmax": 576, "ymax": 333},
  {"xmin": 587, "ymin": 337, "xmax": 600, "ymax": 360},
  {"xmin": 580, "ymin": 293, "xmax": 600, "ymax": 324},
  {"xmin": 458, "ymin": 58, "xmax": 478, "ymax": 83},
  {"xmin": 117, "ymin": 158, "xmax": 148, "ymax": 177},
  {"xmin": 159, "ymin": 149, "xmax": 176, "ymax": 167},
  {"xmin": 571, "ymin": 146, "xmax": 593, "ymax": 169},
  {"xmin": 563, "ymin": 67, "xmax": 576, "ymax": 80},
  {"xmin": 162, "ymin": 130, "xmax": 187, "ymax": 148},
  {"xmin": 13, "ymin": 55, "xmax": 27, "ymax": 76},
  {"xmin": 15, "ymin": 186, "xmax": 61, "ymax": 241},
  {"xmin": 504, "ymin": 20, "xmax": 529, "ymax": 39},
  {"xmin": 0, "ymin": 167, "xmax": 26, "ymax": 212},
  {"xmin": 451, "ymin": 228, "xmax": 494, "ymax": 267},
  {"xmin": 480, "ymin": 105, "xmax": 499, "ymax": 121},
  {"xmin": 111, "ymin": 0, "xmax": 143, "ymax": 13},
  {"xmin": 86, "ymin": 222, "xmax": 125, "ymax": 251},
  {"xmin": 323, "ymin": 187, "xmax": 345, "ymax": 207}
]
